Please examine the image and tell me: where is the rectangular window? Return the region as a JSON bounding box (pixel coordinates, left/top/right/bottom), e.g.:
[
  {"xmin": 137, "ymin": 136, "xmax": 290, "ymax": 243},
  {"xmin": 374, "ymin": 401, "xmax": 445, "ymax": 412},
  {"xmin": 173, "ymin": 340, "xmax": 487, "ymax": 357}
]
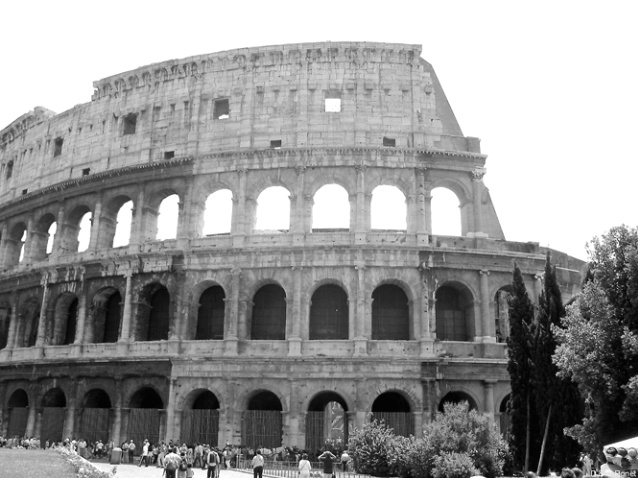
[
  {"xmin": 213, "ymin": 98, "xmax": 230, "ymax": 119},
  {"xmin": 123, "ymin": 113, "xmax": 137, "ymax": 135},
  {"xmin": 21, "ymin": 189, "xmax": 28, "ymax": 195},
  {"xmin": 325, "ymin": 97, "xmax": 341, "ymax": 113},
  {"xmin": 82, "ymin": 168, "xmax": 90, "ymax": 176},
  {"xmin": 383, "ymin": 137, "xmax": 396, "ymax": 147},
  {"xmin": 164, "ymin": 151, "xmax": 175, "ymax": 159},
  {"xmin": 53, "ymin": 137, "xmax": 63, "ymax": 157},
  {"xmin": 270, "ymin": 140, "xmax": 282, "ymax": 149}
]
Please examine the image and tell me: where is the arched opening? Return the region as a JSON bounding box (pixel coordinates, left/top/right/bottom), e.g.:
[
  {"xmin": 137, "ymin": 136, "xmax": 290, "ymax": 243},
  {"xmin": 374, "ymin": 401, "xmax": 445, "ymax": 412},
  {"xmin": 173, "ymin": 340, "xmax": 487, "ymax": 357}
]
[
  {"xmin": 431, "ymin": 187, "xmax": 461, "ymax": 236},
  {"xmin": 203, "ymin": 189, "xmax": 233, "ymax": 235},
  {"xmin": 58, "ymin": 205, "xmax": 91, "ymax": 253},
  {"xmin": 7, "ymin": 389, "xmax": 28, "ymax": 438},
  {"xmin": 92, "ymin": 290, "xmax": 121, "ymax": 344},
  {"xmin": 135, "ymin": 285, "xmax": 170, "ymax": 341},
  {"xmin": 52, "ymin": 293, "xmax": 78, "ymax": 346},
  {"xmin": 251, "ymin": 284, "xmax": 286, "ymax": 340},
  {"xmin": 18, "ymin": 230, "xmax": 26, "ymax": 263},
  {"xmin": 254, "ymin": 186, "xmax": 290, "ymax": 232},
  {"xmin": 30, "ymin": 214, "xmax": 56, "ymax": 261},
  {"xmin": 435, "ymin": 283, "xmax": 475, "ymax": 341},
  {"xmin": 196, "ymin": 286, "xmax": 225, "ymax": 340},
  {"xmin": 495, "ymin": 286, "xmax": 513, "ymax": 343},
  {"xmin": 4, "ymin": 222, "xmax": 27, "ymax": 267},
  {"xmin": 312, "ymin": 184, "xmax": 350, "ymax": 230},
  {"xmin": 371, "ymin": 392, "xmax": 413, "ymax": 436},
  {"xmin": 371, "ymin": 185, "xmax": 407, "ymax": 230},
  {"xmin": 371, "ymin": 284, "xmax": 409, "ymax": 340},
  {"xmin": 79, "ymin": 389, "xmax": 112, "ymax": 444},
  {"xmin": 0, "ymin": 303, "xmax": 11, "ymax": 349},
  {"xmin": 128, "ymin": 387, "xmax": 164, "ymax": 447},
  {"xmin": 499, "ymin": 394, "xmax": 511, "ymax": 439},
  {"xmin": 182, "ymin": 390, "xmax": 220, "ymax": 446},
  {"xmin": 306, "ymin": 392, "xmax": 349, "ymax": 452},
  {"xmin": 242, "ymin": 391, "xmax": 283, "ymax": 449},
  {"xmin": 156, "ymin": 194, "xmax": 179, "ymax": 240},
  {"xmin": 41, "ymin": 388, "xmax": 66, "ymax": 443},
  {"xmin": 112, "ymin": 200, "xmax": 133, "ymax": 247},
  {"xmin": 309, "ymin": 284, "xmax": 349, "ymax": 340},
  {"xmin": 438, "ymin": 391, "xmax": 478, "ymax": 412},
  {"xmin": 77, "ymin": 211, "xmax": 92, "ymax": 252}
]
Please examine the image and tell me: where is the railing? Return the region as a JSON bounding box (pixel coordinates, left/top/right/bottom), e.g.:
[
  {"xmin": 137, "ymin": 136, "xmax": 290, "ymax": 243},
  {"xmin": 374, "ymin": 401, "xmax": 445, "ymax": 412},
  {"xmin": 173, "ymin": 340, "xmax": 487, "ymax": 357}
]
[{"xmin": 235, "ymin": 459, "xmax": 364, "ymax": 478}]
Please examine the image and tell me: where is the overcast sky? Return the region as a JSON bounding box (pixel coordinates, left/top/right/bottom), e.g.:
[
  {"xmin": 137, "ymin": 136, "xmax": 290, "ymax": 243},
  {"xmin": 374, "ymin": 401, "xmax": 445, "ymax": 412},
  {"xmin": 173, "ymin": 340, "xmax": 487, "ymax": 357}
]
[{"xmin": 1, "ymin": 0, "xmax": 636, "ymax": 261}]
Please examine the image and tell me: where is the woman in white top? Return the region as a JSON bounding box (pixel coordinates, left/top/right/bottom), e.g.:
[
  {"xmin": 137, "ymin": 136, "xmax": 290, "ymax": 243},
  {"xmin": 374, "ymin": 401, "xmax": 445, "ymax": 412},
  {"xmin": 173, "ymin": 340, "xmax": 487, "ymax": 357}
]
[{"xmin": 299, "ymin": 453, "xmax": 312, "ymax": 478}]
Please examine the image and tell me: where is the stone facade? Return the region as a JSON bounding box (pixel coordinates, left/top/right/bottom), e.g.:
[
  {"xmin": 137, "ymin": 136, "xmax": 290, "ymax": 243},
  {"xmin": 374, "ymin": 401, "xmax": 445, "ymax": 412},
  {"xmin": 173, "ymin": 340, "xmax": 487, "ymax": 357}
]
[{"xmin": 0, "ymin": 42, "xmax": 584, "ymax": 448}]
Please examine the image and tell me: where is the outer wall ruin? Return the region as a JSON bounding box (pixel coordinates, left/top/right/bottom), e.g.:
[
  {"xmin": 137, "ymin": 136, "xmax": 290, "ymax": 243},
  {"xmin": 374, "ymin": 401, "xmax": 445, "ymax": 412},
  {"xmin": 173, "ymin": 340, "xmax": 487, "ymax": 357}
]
[{"xmin": 0, "ymin": 42, "xmax": 584, "ymax": 448}]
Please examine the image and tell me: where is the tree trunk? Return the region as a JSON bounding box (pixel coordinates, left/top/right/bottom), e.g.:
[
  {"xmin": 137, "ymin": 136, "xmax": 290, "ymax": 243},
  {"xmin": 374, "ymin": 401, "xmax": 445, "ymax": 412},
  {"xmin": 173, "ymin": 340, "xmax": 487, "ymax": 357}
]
[
  {"xmin": 525, "ymin": 393, "xmax": 530, "ymax": 472},
  {"xmin": 537, "ymin": 404, "xmax": 552, "ymax": 475}
]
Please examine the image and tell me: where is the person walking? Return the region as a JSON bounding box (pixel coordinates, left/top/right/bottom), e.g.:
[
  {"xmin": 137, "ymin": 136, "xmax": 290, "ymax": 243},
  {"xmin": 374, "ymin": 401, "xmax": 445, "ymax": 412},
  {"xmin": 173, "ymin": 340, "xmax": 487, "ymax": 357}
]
[
  {"xmin": 299, "ymin": 453, "xmax": 312, "ymax": 478},
  {"xmin": 252, "ymin": 449, "xmax": 264, "ymax": 478},
  {"xmin": 164, "ymin": 447, "xmax": 182, "ymax": 478},
  {"xmin": 207, "ymin": 446, "xmax": 220, "ymax": 478}
]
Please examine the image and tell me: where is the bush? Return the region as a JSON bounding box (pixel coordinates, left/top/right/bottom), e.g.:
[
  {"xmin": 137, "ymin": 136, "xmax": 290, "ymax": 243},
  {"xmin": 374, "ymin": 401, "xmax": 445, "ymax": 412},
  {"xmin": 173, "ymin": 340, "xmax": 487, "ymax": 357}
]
[
  {"xmin": 348, "ymin": 419, "xmax": 396, "ymax": 476},
  {"xmin": 431, "ymin": 452, "xmax": 479, "ymax": 478}
]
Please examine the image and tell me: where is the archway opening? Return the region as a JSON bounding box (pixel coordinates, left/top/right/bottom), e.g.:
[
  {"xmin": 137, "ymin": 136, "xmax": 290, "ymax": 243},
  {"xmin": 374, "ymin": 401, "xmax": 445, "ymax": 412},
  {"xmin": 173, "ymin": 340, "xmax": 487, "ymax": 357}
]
[
  {"xmin": 128, "ymin": 387, "xmax": 164, "ymax": 446},
  {"xmin": 136, "ymin": 285, "xmax": 170, "ymax": 341},
  {"xmin": 255, "ymin": 186, "xmax": 290, "ymax": 232},
  {"xmin": 41, "ymin": 388, "xmax": 66, "ymax": 444},
  {"xmin": 371, "ymin": 284, "xmax": 409, "ymax": 340},
  {"xmin": 431, "ymin": 187, "xmax": 461, "ymax": 236},
  {"xmin": 243, "ymin": 391, "xmax": 283, "ymax": 449},
  {"xmin": 0, "ymin": 304, "xmax": 11, "ymax": 349},
  {"xmin": 306, "ymin": 392, "xmax": 349, "ymax": 452},
  {"xmin": 371, "ymin": 185, "xmax": 406, "ymax": 230},
  {"xmin": 7, "ymin": 389, "xmax": 29, "ymax": 439},
  {"xmin": 196, "ymin": 286, "xmax": 225, "ymax": 340},
  {"xmin": 251, "ymin": 284, "xmax": 286, "ymax": 340},
  {"xmin": 499, "ymin": 394, "xmax": 511, "ymax": 439},
  {"xmin": 438, "ymin": 391, "xmax": 477, "ymax": 412},
  {"xmin": 309, "ymin": 284, "xmax": 348, "ymax": 340},
  {"xmin": 79, "ymin": 389, "xmax": 112, "ymax": 444},
  {"xmin": 312, "ymin": 184, "xmax": 350, "ymax": 231},
  {"xmin": 156, "ymin": 194, "xmax": 179, "ymax": 240},
  {"xmin": 182, "ymin": 390, "xmax": 220, "ymax": 446},
  {"xmin": 203, "ymin": 189, "xmax": 233, "ymax": 235},
  {"xmin": 435, "ymin": 283, "xmax": 475, "ymax": 341},
  {"xmin": 495, "ymin": 286, "xmax": 513, "ymax": 343},
  {"xmin": 371, "ymin": 392, "xmax": 413, "ymax": 436},
  {"xmin": 113, "ymin": 200, "xmax": 133, "ymax": 247}
]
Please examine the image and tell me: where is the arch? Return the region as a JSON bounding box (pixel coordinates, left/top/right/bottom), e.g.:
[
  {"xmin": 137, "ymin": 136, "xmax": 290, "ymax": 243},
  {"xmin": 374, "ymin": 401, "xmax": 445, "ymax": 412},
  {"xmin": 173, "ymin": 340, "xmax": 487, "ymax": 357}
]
[
  {"xmin": 156, "ymin": 194, "xmax": 180, "ymax": 240},
  {"xmin": 92, "ymin": 288, "xmax": 122, "ymax": 344},
  {"xmin": 495, "ymin": 285, "xmax": 513, "ymax": 343},
  {"xmin": 309, "ymin": 284, "xmax": 348, "ymax": 340},
  {"xmin": 203, "ymin": 189, "xmax": 233, "ymax": 235},
  {"xmin": 41, "ymin": 387, "xmax": 67, "ymax": 444},
  {"xmin": 251, "ymin": 284, "xmax": 286, "ymax": 340},
  {"xmin": 196, "ymin": 285, "xmax": 225, "ymax": 340},
  {"xmin": 0, "ymin": 302, "xmax": 11, "ymax": 349},
  {"xmin": 82, "ymin": 389, "xmax": 112, "ymax": 408},
  {"xmin": 134, "ymin": 284, "xmax": 170, "ymax": 341},
  {"xmin": 79, "ymin": 388, "xmax": 112, "ymax": 444},
  {"xmin": 371, "ymin": 284, "xmax": 410, "ymax": 340},
  {"xmin": 312, "ymin": 184, "xmax": 350, "ymax": 230},
  {"xmin": 499, "ymin": 393, "xmax": 511, "ymax": 438},
  {"xmin": 58, "ymin": 205, "xmax": 92, "ymax": 253},
  {"xmin": 255, "ymin": 186, "xmax": 290, "ymax": 232},
  {"xmin": 77, "ymin": 211, "xmax": 92, "ymax": 252},
  {"xmin": 371, "ymin": 185, "xmax": 407, "ymax": 230},
  {"xmin": 31, "ymin": 213, "xmax": 57, "ymax": 261},
  {"xmin": 431, "ymin": 187, "xmax": 461, "ymax": 236},
  {"xmin": 52, "ymin": 292, "xmax": 79, "ymax": 345},
  {"xmin": 128, "ymin": 387, "xmax": 164, "ymax": 446},
  {"xmin": 306, "ymin": 391, "xmax": 350, "ymax": 451},
  {"xmin": 371, "ymin": 391, "xmax": 413, "ymax": 436},
  {"xmin": 438, "ymin": 391, "xmax": 478, "ymax": 412},
  {"xmin": 112, "ymin": 199, "xmax": 133, "ymax": 248},
  {"xmin": 4, "ymin": 222, "xmax": 27, "ymax": 267},
  {"xmin": 6, "ymin": 389, "xmax": 29, "ymax": 438},
  {"xmin": 182, "ymin": 390, "xmax": 220, "ymax": 446},
  {"xmin": 242, "ymin": 390, "xmax": 283, "ymax": 449},
  {"xmin": 435, "ymin": 282, "xmax": 475, "ymax": 341}
]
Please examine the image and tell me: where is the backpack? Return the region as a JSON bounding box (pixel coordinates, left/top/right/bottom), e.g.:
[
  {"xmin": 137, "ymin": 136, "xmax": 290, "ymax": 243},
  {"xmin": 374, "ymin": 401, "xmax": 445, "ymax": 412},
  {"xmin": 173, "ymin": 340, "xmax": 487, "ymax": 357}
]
[
  {"xmin": 179, "ymin": 461, "xmax": 188, "ymax": 471},
  {"xmin": 165, "ymin": 454, "xmax": 179, "ymax": 471},
  {"xmin": 208, "ymin": 451, "xmax": 219, "ymax": 466}
]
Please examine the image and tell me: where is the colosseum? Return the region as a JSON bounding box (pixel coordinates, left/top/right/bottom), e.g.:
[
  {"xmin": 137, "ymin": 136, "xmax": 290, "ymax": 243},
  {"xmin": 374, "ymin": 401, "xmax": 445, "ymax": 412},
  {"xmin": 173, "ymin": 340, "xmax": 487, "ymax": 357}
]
[{"xmin": 0, "ymin": 42, "xmax": 584, "ymax": 450}]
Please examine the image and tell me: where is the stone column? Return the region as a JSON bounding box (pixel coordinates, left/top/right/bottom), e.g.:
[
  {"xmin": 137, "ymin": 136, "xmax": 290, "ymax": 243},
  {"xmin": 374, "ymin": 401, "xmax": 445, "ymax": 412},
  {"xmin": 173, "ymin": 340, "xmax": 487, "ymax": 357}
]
[
  {"xmin": 30, "ymin": 407, "xmax": 41, "ymax": 439},
  {"xmin": 224, "ymin": 266, "xmax": 241, "ymax": 356},
  {"xmin": 534, "ymin": 272, "xmax": 543, "ymax": 303},
  {"xmin": 119, "ymin": 270, "xmax": 134, "ymax": 343},
  {"xmin": 292, "ymin": 166, "xmax": 306, "ymax": 245},
  {"xmin": 354, "ymin": 379, "xmax": 367, "ymax": 429},
  {"xmin": 0, "ymin": 222, "xmax": 8, "ymax": 267},
  {"xmin": 232, "ymin": 169, "xmax": 248, "ymax": 247},
  {"xmin": 74, "ymin": 283, "xmax": 88, "ymax": 348},
  {"xmin": 130, "ymin": 188, "xmax": 146, "ymax": 248},
  {"xmin": 50, "ymin": 201, "xmax": 66, "ymax": 258},
  {"xmin": 164, "ymin": 378, "xmax": 177, "ymax": 442},
  {"xmin": 413, "ymin": 410, "xmax": 423, "ymax": 438},
  {"xmin": 22, "ymin": 214, "xmax": 34, "ymax": 264},
  {"xmin": 177, "ymin": 184, "xmax": 195, "ymax": 250},
  {"xmin": 415, "ymin": 167, "xmax": 429, "ymax": 244},
  {"xmin": 354, "ymin": 263, "xmax": 367, "ymax": 356},
  {"xmin": 483, "ymin": 380, "xmax": 496, "ymax": 425},
  {"xmin": 288, "ymin": 266, "xmax": 302, "ymax": 356},
  {"xmin": 89, "ymin": 193, "xmax": 103, "ymax": 252},
  {"xmin": 5, "ymin": 297, "xmax": 18, "ymax": 349},
  {"xmin": 354, "ymin": 163, "xmax": 366, "ymax": 243},
  {"xmin": 419, "ymin": 269, "xmax": 433, "ymax": 356},
  {"xmin": 63, "ymin": 384, "xmax": 78, "ymax": 439},
  {"xmin": 471, "ymin": 169, "xmax": 485, "ymax": 236},
  {"xmin": 35, "ymin": 273, "xmax": 50, "ymax": 349},
  {"xmin": 479, "ymin": 270, "xmax": 493, "ymax": 342}
]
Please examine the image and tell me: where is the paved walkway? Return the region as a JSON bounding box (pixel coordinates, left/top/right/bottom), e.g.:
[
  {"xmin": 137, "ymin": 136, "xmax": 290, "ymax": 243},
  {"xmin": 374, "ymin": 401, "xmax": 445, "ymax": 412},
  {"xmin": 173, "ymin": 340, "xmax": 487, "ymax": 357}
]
[{"xmin": 91, "ymin": 462, "xmax": 254, "ymax": 478}]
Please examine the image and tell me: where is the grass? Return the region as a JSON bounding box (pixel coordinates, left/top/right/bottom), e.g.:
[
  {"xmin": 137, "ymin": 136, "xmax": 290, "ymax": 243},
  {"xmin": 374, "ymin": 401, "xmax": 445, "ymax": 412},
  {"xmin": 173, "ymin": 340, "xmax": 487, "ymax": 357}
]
[{"xmin": 0, "ymin": 448, "xmax": 76, "ymax": 478}]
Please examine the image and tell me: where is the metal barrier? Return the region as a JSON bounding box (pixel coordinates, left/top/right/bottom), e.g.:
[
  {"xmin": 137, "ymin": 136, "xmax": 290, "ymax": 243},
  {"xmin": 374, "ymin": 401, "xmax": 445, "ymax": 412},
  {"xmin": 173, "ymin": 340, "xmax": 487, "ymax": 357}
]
[{"xmin": 236, "ymin": 459, "xmax": 363, "ymax": 478}]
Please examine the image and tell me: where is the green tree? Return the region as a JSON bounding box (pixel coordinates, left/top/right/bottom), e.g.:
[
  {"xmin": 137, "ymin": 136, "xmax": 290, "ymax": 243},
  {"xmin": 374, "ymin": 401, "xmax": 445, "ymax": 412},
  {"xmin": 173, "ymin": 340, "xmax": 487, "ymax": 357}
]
[
  {"xmin": 533, "ymin": 254, "xmax": 582, "ymax": 473},
  {"xmin": 506, "ymin": 263, "xmax": 537, "ymax": 472},
  {"xmin": 553, "ymin": 225, "xmax": 638, "ymax": 456},
  {"xmin": 348, "ymin": 419, "xmax": 396, "ymax": 476}
]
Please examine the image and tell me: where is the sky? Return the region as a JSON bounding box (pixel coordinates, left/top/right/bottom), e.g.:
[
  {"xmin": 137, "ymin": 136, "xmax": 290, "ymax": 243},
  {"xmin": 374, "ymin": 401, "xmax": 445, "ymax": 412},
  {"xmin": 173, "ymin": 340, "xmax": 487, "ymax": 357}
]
[{"xmin": 1, "ymin": 0, "xmax": 637, "ymax": 261}]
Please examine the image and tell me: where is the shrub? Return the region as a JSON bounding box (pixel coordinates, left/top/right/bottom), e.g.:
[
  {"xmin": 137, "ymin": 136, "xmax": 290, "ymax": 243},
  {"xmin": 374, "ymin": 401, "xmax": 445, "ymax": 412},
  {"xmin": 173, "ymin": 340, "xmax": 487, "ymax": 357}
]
[
  {"xmin": 348, "ymin": 419, "xmax": 396, "ymax": 476},
  {"xmin": 431, "ymin": 452, "xmax": 479, "ymax": 478}
]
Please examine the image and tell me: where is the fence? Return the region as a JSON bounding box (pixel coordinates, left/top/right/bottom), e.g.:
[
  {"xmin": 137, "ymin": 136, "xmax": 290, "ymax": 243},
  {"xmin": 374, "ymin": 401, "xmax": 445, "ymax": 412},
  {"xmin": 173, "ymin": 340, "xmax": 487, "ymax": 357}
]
[{"xmin": 236, "ymin": 459, "xmax": 363, "ymax": 478}]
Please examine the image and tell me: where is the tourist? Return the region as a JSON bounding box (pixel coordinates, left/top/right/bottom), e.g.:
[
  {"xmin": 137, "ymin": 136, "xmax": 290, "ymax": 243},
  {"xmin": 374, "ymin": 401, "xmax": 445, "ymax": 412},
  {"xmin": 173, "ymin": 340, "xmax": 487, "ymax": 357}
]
[
  {"xmin": 121, "ymin": 440, "xmax": 129, "ymax": 463},
  {"xmin": 128, "ymin": 439, "xmax": 136, "ymax": 461},
  {"xmin": 207, "ymin": 446, "xmax": 220, "ymax": 478},
  {"xmin": 318, "ymin": 450, "xmax": 337, "ymax": 478},
  {"xmin": 252, "ymin": 449, "xmax": 264, "ymax": 478},
  {"xmin": 164, "ymin": 446, "xmax": 182, "ymax": 478},
  {"xmin": 299, "ymin": 453, "xmax": 312, "ymax": 478},
  {"xmin": 138, "ymin": 438, "xmax": 150, "ymax": 467},
  {"xmin": 340, "ymin": 451, "xmax": 350, "ymax": 471}
]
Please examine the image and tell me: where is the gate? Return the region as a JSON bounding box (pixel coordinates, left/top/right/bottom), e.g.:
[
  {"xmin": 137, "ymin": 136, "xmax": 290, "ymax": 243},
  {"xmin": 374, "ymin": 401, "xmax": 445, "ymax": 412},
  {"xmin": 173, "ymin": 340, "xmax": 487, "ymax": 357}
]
[
  {"xmin": 181, "ymin": 409, "xmax": 219, "ymax": 446},
  {"xmin": 241, "ymin": 410, "xmax": 282, "ymax": 449},
  {"xmin": 78, "ymin": 408, "xmax": 110, "ymax": 443},
  {"xmin": 305, "ymin": 411, "xmax": 324, "ymax": 452},
  {"xmin": 371, "ymin": 412, "xmax": 413, "ymax": 437},
  {"xmin": 41, "ymin": 407, "xmax": 66, "ymax": 443},
  {"xmin": 128, "ymin": 409, "xmax": 161, "ymax": 446},
  {"xmin": 7, "ymin": 407, "xmax": 28, "ymax": 437}
]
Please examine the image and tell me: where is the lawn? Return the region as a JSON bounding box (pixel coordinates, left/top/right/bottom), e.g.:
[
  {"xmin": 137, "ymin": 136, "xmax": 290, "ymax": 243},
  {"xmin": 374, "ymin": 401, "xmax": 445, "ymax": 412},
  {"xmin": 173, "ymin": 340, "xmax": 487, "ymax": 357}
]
[{"xmin": 0, "ymin": 448, "xmax": 76, "ymax": 478}]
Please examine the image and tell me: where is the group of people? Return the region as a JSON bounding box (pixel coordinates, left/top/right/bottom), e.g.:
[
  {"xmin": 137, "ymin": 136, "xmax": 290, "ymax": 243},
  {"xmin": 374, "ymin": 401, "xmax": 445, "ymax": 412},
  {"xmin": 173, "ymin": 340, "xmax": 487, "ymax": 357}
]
[
  {"xmin": 0, "ymin": 435, "xmax": 41, "ymax": 449},
  {"xmin": 249, "ymin": 448, "xmax": 351, "ymax": 478}
]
